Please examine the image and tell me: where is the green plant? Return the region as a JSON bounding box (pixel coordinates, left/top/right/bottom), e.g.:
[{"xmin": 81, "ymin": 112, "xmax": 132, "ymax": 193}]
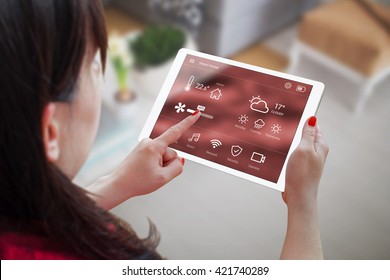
[
  {"xmin": 108, "ymin": 34, "xmax": 135, "ymax": 102},
  {"xmin": 112, "ymin": 56, "xmax": 129, "ymax": 91},
  {"xmin": 109, "ymin": 35, "xmax": 133, "ymax": 91},
  {"xmin": 130, "ymin": 25, "xmax": 185, "ymax": 68}
]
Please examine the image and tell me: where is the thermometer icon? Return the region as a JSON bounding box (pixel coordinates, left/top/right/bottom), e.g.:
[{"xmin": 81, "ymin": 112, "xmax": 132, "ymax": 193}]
[{"xmin": 184, "ymin": 75, "xmax": 195, "ymax": 92}]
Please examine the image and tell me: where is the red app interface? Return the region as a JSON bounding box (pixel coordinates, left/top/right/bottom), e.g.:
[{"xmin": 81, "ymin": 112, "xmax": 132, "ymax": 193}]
[{"xmin": 150, "ymin": 55, "xmax": 312, "ymax": 183}]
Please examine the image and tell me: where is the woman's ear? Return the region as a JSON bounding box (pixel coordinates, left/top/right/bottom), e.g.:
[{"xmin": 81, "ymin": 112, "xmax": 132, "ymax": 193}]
[{"xmin": 42, "ymin": 103, "xmax": 60, "ymax": 162}]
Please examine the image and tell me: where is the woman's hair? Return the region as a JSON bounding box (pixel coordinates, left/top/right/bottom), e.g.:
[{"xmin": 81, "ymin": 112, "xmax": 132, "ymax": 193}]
[{"xmin": 0, "ymin": 0, "xmax": 161, "ymax": 259}]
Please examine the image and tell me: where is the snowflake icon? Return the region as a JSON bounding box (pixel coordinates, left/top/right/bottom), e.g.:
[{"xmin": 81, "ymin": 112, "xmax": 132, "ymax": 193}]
[{"xmin": 174, "ymin": 102, "xmax": 186, "ymax": 113}]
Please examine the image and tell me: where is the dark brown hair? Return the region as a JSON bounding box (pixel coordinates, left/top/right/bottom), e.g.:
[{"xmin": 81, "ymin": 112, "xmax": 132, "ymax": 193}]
[{"xmin": 0, "ymin": 0, "xmax": 161, "ymax": 259}]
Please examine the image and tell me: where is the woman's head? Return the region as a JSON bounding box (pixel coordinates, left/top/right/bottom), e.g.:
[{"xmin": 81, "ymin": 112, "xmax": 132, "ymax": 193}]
[
  {"xmin": 0, "ymin": 0, "xmax": 107, "ymax": 178},
  {"xmin": 0, "ymin": 0, "xmax": 160, "ymax": 259}
]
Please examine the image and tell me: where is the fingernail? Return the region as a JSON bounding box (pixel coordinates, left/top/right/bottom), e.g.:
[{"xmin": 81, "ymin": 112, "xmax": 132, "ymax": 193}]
[
  {"xmin": 181, "ymin": 158, "xmax": 185, "ymax": 165},
  {"xmin": 308, "ymin": 116, "xmax": 317, "ymax": 127},
  {"xmin": 191, "ymin": 110, "xmax": 200, "ymax": 116}
]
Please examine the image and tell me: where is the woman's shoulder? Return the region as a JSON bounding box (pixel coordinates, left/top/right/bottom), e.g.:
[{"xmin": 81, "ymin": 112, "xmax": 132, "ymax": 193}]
[{"xmin": 0, "ymin": 227, "xmax": 82, "ymax": 260}]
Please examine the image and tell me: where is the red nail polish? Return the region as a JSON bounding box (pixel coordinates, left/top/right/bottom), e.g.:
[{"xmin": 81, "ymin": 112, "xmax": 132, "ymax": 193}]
[
  {"xmin": 191, "ymin": 110, "xmax": 200, "ymax": 116},
  {"xmin": 308, "ymin": 116, "xmax": 317, "ymax": 127},
  {"xmin": 181, "ymin": 158, "xmax": 185, "ymax": 165}
]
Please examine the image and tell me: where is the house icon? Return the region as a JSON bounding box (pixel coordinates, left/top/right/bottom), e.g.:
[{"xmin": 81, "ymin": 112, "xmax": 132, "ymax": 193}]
[{"xmin": 210, "ymin": 88, "xmax": 222, "ymax": 100}]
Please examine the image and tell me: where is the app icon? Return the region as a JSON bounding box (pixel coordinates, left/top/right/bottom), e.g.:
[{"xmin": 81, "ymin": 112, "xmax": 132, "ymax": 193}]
[
  {"xmin": 184, "ymin": 75, "xmax": 195, "ymax": 92},
  {"xmin": 174, "ymin": 102, "xmax": 186, "ymax": 113},
  {"xmin": 249, "ymin": 96, "xmax": 269, "ymax": 114},
  {"xmin": 231, "ymin": 145, "xmax": 243, "ymax": 157},
  {"xmin": 238, "ymin": 114, "xmax": 249, "ymax": 124},
  {"xmin": 210, "ymin": 139, "xmax": 222, "ymax": 149},
  {"xmin": 254, "ymin": 119, "xmax": 265, "ymax": 129},
  {"xmin": 188, "ymin": 133, "xmax": 201, "ymax": 142},
  {"xmin": 186, "ymin": 108, "xmax": 214, "ymax": 119},
  {"xmin": 251, "ymin": 152, "xmax": 266, "ymax": 164},
  {"xmin": 285, "ymin": 82, "xmax": 292, "ymax": 89},
  {"xmin": 197, "ymin": 105, "xmax": 206, "ymax": 111},
  {"xmin": 271, "ymin": 124, "xmax": 282, "ymax": 134},
  {"xmin": 189, "ymin": 58, "xmax": 195, "ymax": 64},
  {"xmin": 210, "ymin": 88, "xmax": 222, "ymax": 100},
  {"xmin": 296, "ymin": 85, "xmax": 306, "ymax": 93}
]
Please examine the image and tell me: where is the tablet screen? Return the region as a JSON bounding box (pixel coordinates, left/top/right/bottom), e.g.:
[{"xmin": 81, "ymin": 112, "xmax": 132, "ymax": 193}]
[{"xmin": 148, "ymin": 53, "xmax": 316, "ymax": 185}]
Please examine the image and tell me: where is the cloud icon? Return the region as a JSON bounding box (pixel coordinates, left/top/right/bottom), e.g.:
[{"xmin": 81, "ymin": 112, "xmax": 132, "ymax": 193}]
[
  {"xmin": 254, "ymin": 119, "xmax": 265, "ymax": 129},
  {"xmin": 250, "ymin": 97, "xmax": 269, "ymax": 114}
]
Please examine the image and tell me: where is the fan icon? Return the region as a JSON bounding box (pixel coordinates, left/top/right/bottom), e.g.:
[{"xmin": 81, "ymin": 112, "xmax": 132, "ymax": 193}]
[{"xmin": 174, "ymin": 102, "xmax": 186, "ymax": 113}]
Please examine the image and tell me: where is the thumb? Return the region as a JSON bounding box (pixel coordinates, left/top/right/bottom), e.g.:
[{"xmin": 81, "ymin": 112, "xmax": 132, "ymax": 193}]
[
  {"xmin": 160, "ymin": 157, "xmax": 185, "ymax": 184},
  {"xmin": 300, "ymin": 116, "xmax": 317, "ymax": 149}
]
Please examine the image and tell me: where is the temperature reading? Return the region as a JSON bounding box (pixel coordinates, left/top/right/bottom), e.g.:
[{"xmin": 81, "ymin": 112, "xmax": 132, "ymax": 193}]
[
  {"xmin": 275, "ymin": 103, "xmax": 286, "ymax": 110},
  {"xmin": 195, "ymin": 83, "xmax": 210, "ymax": 91}
]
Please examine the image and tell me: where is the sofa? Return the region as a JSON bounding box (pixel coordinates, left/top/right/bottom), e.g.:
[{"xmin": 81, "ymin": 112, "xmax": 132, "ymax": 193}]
[{"xmin": 106, "ymin": 0, "xmax": 321, "ymax": 57}]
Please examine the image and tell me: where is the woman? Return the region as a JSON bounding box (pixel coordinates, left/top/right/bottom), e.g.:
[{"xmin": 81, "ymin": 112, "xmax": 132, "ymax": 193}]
[{"xmin": 0, "ymin": 0, "xmax": 328, "ymax": 259}]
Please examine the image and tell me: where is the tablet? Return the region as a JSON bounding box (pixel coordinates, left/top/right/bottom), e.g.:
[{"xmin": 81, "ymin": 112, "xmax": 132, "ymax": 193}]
[{"xmin": 139, "ymin": 49, "xmax": 324, "ymax": 191}]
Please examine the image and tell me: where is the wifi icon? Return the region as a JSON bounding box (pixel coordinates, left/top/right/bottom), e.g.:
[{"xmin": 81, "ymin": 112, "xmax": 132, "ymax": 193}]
[{"xmin": 210, "ymin": 139, "xmax": 222, "ymax": 149}]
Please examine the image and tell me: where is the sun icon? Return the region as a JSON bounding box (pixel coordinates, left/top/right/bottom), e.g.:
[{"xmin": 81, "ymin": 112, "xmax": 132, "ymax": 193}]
[
  {"xmin": 249, "ymin": 95, "xmax": 262, "ymax": 104},
  {"xmin": 238, "ymin": 114, "xmax": 249, "ymax": 124},
  {"xmin": 271, "ymin": 124, "xmax": 282, "ymax": 134}
]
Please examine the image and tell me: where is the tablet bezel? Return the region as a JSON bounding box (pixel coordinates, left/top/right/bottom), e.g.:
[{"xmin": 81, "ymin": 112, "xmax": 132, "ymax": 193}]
[{"xmin": 139, "ymin": 48, "xmax": 324, "ymax": 191}]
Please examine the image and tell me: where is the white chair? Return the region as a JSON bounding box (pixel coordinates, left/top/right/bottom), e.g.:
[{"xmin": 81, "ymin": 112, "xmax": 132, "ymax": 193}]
[{"xmin": 288, "ymin": 0, "xmax": 390, "ymax": 114}]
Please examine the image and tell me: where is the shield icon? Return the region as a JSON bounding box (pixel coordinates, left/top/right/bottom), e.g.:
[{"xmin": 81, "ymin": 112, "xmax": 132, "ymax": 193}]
[{"xmin": 231, "ymin": 145, "xmax": 243, "ymax": 157}]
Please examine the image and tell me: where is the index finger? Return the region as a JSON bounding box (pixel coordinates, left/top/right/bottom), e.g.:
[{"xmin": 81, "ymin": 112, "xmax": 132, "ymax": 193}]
[{"xmin": 155, "ymin": 111, "xmax": 201, "ymax": 146}]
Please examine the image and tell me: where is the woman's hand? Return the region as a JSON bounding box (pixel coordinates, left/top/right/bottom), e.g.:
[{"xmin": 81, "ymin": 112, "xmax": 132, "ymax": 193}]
[
  {"xmin": 282, "ymin": 116, "xmax": 329, "ymax": 210},
  {"xmin": 87, "ymin": 111, "xmax": 201, "ymax": 210},
  {"xmin": 280, "ymin": 116, "xmax": 329, "ymax": 260}
]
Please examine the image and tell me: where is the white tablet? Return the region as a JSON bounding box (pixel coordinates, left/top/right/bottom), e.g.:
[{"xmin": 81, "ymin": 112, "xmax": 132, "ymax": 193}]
[{"xmin": 139, "ymin": 49, "xmax": 324, "ymax": 191}]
